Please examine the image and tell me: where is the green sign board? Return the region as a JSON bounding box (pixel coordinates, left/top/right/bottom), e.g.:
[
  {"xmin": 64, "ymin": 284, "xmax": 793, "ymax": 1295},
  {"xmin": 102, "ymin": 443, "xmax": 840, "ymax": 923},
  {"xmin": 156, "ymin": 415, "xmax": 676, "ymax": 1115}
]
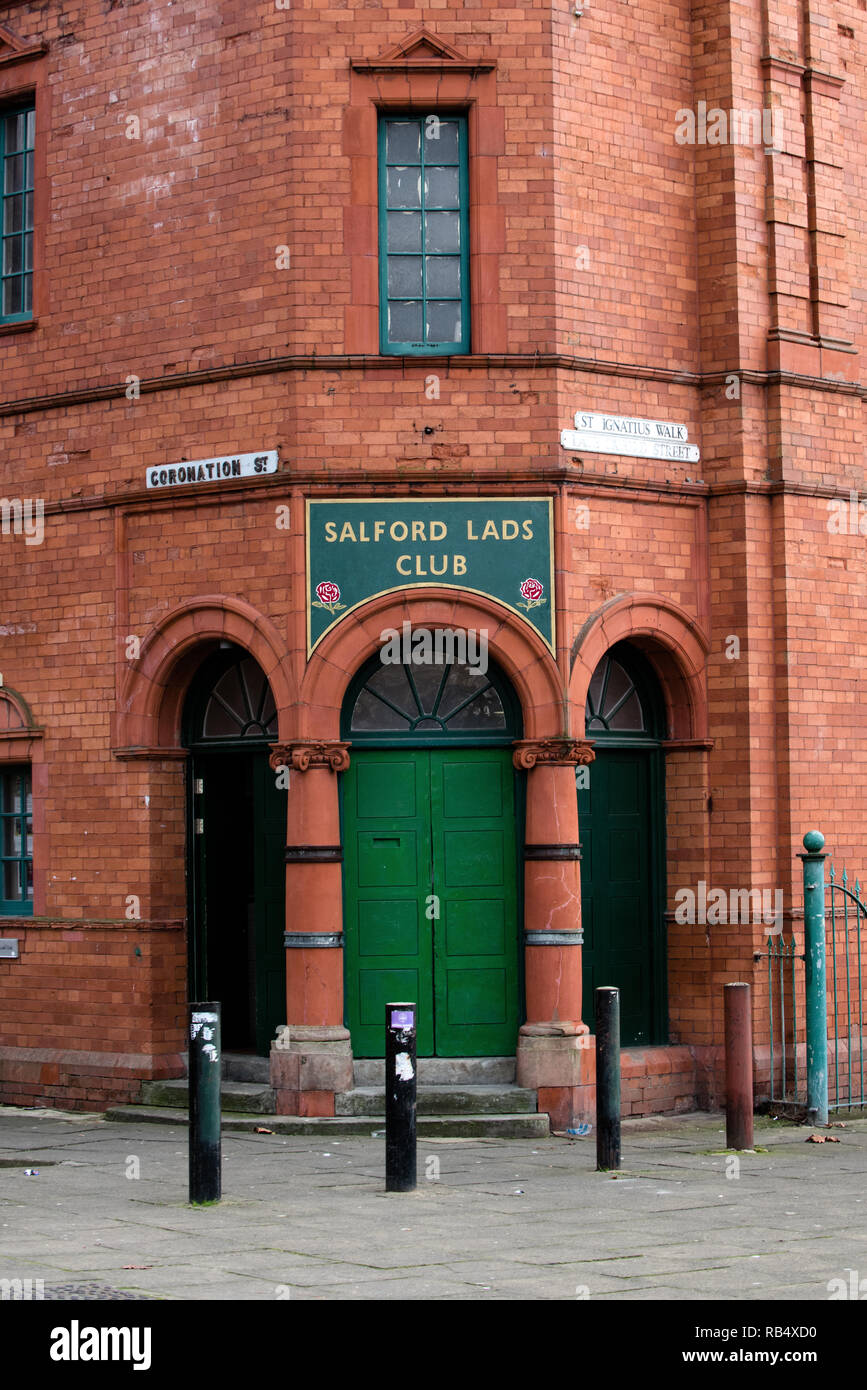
[{"xmin": 306, "ymin": 497, "xmax": 555, "ymax": 655}]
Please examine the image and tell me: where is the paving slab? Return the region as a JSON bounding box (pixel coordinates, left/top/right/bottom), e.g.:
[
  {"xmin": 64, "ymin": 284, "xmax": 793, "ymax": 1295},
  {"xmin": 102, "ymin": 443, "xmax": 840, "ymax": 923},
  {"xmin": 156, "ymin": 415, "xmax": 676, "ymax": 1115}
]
[{"xmin": 1, "ymin": 1106, "xmax": 866, "ymax": 1301}]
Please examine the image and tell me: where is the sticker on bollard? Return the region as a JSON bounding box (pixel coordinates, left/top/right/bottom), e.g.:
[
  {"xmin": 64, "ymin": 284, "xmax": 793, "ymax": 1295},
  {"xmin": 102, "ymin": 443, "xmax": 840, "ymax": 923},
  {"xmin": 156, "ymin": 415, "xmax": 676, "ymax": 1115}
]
[
  {"xmin": 189, "ymin": 1001, "xmax": 221, "ymax": 1205},
  {"xmin": 385, "ymin": 1001, "xmax": 417, "ymax": 1193}
]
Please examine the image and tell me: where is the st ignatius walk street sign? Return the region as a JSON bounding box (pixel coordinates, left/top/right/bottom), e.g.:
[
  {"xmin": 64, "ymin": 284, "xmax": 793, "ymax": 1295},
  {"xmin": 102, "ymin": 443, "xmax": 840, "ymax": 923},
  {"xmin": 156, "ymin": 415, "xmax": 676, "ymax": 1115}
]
[{"xmin": 306, "ymin": 497, "xmax": 555, "ymax": 654}]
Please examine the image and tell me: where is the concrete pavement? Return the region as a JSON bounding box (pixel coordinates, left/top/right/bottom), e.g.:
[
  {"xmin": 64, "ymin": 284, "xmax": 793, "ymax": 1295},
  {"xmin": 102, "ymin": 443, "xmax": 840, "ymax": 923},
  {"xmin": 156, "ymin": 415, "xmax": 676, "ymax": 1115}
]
[{"xmin": 1, "ymin": 1107, "xmax": 865, "ymax": 1301}]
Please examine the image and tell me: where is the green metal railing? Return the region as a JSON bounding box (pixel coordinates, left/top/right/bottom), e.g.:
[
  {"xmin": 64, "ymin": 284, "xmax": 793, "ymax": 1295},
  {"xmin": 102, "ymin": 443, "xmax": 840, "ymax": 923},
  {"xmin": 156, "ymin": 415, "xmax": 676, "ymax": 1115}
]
[
  {"xmin": 758, "ymin": 834, "xmax": 867, "ymax": 1115},
  {"xmin": 756, "ymin": 934, "xmax": 803, "ymax": 1104},
  {"xmin": 827, "ymin": 863, "xmax": 867, "ymax": 1111}
]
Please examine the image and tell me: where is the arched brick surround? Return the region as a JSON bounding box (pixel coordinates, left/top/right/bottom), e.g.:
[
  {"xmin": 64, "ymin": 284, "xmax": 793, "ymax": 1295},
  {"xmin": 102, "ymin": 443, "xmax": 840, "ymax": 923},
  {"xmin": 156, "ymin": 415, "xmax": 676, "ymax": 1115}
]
[
  {"xmin": 569, "ymin": 592, "xmax": 710, "ymax": 740},
  {"xmin": 114, "ymin": 596, "xmax": 296, "ymax": 751},
  {"xmin": 300, "ymin": 587, "xmax": 565, "ymax": 738},
  {"xmin": 564, "ymin": 591, "xmax": 713, "ymax": 1130}
]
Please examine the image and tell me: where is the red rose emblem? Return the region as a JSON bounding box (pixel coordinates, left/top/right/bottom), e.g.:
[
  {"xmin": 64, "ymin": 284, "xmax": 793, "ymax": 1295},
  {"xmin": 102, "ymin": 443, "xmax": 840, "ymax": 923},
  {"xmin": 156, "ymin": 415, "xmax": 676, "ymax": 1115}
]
[
  {"xmin": 315, "ymin": 581, "xmax": 340, "ymax": 605},
  {"xmin": 520, "ymin": 578, "xmax": 543, "ymax": 602}
]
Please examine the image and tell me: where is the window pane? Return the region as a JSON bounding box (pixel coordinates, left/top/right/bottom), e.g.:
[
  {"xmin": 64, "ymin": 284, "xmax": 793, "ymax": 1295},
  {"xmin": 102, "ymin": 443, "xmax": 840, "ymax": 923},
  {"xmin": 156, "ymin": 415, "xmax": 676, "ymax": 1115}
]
[
  {"xmin": 25, "ymin": 110, "xmax": 35, "ymax": 148},
  {"xmin": 606, "ymin": 690, "xmax": 644, "ymax": 731},
  {"xmin": 25, "ymin": 858, "xmax": 33, "ymax": 899},
  {"xmin": 438, "ymin": 663, "xmax": 502, "ymax": 720},
  {"xmin": 25, "ymin": 152, "xmax": 34, "ymax": 188},
  {"xmin": 424, "ymin": 166, "xmax": 459, "ymax": 208},
  {"xmin": 405, "ymin": 662, "xmax": 446, "ymax": 714},
  {"xmin": 387, "ymin": 211, "xmax": 421, "ymax": 253},
  {"xmin": 238, "ymin": 658, "xmax": 264, "ymax": 723},
  {"xmin": 350, "ymin": 688, "xmax": 410, "ymax": 732},
  {"xmin": 3, "ymin": 860, "xmax": 21, "ymax": 900},
  {"xmin": 24, "ymin": 192, "xmax": 33, "ymax": 228},
  {"xmin": 387, "ymin": 256, "xmax": 423, "ymax": 297},
  {"xmin": 4, "ymin": 193, "xmax": 24, "ymax": 234},
  {"xmin": 4, "ymin": 236, "xmax": 21, "ymax": 275},
  {"xmin": 385, "ymin": 121, "xmax": 420, "ymax": 164},
  {"xmin": 22, "ymin": 273, "xmax": 31, "ymax": 313},
  {"xmin": 5, "ymin": 154, "xmax": 26, "ymax": 194},
  {"xmin": 3, "ymin": 818, "xmax": 20, "ymax": 855},
  {"xmin": 386, "ymin": 167, "xmax": 421, "ymax": 209},
  {"xmin": 3, "ymin": 275, "xmax": 22, "ymax": 316},
  {"xmin": 4, "ymin": 112, "xmax": 24, "ymax": 154},
  {"xmin": 2, "ymin": 773, "xmax": 22, "ymax": 812},
  {"xmin": 587, "ymin": 664, "xmax": 605, "ymax": 715},
  {"xmin": 424, "ymin": 211, "xmax": 460, "ymax": 253},
  {"xmin": 601, "ymin": 660, "xmax": 632, "ymax": 715},
  {"xmin": 446, "ymin": 690, "xmax": 507, "ymax": 731},
  {"xmin": 388, "ymin": 299, "xmax": 422, "ymax": 341},
  {"xmin": 426, "ymin": 300, "xmax": 461, "ymax": 342},
  {"xmin": 24, "ymin": 232, "xmax": 32, "ymax": 272},
  {"xmin": 425, "ymin": 255, "xmax": 460, "ymax": 298},
  {"xmin": 365, "ymin": 664, "xmax": 416, "ymax": 717},
  {"xmin": 424, "ymin": 120, "xmax": 459, "ymax": 162}
]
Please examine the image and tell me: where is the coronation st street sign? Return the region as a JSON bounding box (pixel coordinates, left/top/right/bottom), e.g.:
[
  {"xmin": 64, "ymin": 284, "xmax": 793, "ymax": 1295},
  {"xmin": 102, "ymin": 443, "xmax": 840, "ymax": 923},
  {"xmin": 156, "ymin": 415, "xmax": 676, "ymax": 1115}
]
[
  {"xmin": 560, "ymin": 412, "xmax": 700, "ymax": 464},
  {"xmin": 146, "ymin": 450, "xmax": 278, "ymax": 490},
  {"xmin": 306, "ymin": 497, "xmax": 555, "ymax": 655}
]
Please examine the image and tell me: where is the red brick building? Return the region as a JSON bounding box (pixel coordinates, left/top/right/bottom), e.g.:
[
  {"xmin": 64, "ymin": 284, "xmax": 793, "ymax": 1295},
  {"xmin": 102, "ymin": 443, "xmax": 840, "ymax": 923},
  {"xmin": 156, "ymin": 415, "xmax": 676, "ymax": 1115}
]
[{"xmin": 0, "ymin": 0, "xmax": 864, "ymax": 1129}]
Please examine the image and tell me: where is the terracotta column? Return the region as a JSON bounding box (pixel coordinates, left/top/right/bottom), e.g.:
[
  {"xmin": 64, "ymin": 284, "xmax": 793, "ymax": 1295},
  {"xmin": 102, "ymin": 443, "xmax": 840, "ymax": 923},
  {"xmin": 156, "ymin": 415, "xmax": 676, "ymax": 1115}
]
[
  {"xmin": 267, "ymin": 740, "xmax": 353, "ymax": 1117},
  {"xmin": 513, "ymin": 738, "xmax": 595, "ymax": 1131}
]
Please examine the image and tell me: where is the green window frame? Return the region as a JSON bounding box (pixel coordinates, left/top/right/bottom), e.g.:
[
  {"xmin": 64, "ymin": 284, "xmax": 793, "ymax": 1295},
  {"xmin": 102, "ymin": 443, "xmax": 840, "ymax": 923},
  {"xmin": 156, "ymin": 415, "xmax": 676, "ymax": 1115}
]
[
  {"xmin": 0, "ymin": 766, "xmax": 33, "ymax": 916},
  {"xmin": 378, "ymin": 113, "xmax": 470, "ymax": 356},
  {"xmin": 1, "ymin": 102, "xmax": 35, "ymax": 325}
]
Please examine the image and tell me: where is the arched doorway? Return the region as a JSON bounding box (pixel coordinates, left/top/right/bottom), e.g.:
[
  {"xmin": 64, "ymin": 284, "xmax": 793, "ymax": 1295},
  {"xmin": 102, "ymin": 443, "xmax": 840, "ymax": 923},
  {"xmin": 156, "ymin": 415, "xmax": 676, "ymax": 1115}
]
[
  {"xmin": 183, "ymin": 645, "xmax": 285, "ymax": 1056},
  {"xmin": 578, "ymin": 642, "xmax": 667, "ymax": 1046},
  {"xmin": 340, "ymin": 648, "xmax": 523, "ymax": 1057}
]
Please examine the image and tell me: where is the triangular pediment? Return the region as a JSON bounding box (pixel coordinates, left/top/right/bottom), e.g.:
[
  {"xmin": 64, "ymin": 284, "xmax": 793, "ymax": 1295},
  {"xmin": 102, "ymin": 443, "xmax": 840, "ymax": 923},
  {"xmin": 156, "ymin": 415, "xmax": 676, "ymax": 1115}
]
[
  {"xmin": 379, "ymin": 28, "xmax": 468, "ymax": 64},
  {"xmin": 0, "ymin": 24, "xmax": 24, "ymax": 55},
  {"xmin": 0, "ymin": 25, "xmax": 47, "ymax": 67},
  {"xmin": 353, "ymin": 27, "xmax": 495, "ymax": 73}
]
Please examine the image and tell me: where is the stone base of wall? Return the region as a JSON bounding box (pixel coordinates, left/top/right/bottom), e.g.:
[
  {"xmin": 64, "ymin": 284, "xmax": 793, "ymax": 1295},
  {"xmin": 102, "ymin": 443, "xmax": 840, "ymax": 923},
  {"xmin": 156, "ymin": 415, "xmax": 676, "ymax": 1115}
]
[{"xmin": 0, "ymin": 1047, "xmax": 185, "ymax": 1112}]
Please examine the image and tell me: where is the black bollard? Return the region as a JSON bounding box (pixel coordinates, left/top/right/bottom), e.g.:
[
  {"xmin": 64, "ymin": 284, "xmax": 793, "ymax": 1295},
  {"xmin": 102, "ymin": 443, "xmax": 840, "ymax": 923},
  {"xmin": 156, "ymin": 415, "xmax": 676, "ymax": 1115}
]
[
  {"xmin": 189, "ymin": 1001, "xmax": 221, "ymax": 1204},
  {"xmin": 385, "ymin": 1002, "xmax": 417, "ymax": 1192},
  {"xmin": 596, "ymin": 986, "xmax": 621, "ymax": 1171}
]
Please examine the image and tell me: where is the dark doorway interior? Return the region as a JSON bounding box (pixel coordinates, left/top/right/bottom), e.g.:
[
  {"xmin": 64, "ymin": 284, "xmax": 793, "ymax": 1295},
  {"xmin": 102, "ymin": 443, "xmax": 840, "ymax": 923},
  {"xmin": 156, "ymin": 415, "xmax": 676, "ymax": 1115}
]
[{"xmin": 184, "ymin": 646, "xmax": 285, "ymax": 1056}]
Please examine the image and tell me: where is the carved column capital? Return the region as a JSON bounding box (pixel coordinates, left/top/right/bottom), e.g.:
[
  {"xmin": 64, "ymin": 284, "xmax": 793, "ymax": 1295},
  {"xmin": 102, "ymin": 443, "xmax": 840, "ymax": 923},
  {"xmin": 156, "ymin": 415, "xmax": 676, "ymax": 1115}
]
[
  {"xmin": 512, "ymin": 738, "xmax": 595, "ymax": 770},
  {"xmin": 269, "ymin": 740, "xmax": 351, "ymax": 774}
]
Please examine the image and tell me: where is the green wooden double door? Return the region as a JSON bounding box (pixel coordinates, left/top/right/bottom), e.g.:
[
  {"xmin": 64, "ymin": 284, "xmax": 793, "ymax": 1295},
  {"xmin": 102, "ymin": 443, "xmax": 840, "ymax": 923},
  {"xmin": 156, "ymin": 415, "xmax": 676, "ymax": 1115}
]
[{"xmin": 342, "ymin": 749, "xmax": 519, "ymax": 1056}]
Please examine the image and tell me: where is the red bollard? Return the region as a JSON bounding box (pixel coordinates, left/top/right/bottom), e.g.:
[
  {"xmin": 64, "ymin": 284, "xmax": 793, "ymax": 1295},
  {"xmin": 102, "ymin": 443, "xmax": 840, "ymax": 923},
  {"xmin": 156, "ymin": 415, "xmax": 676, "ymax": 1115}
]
[{"xmin": 724, "ymin": 982, "xmax": 754, "ymax": 1150}]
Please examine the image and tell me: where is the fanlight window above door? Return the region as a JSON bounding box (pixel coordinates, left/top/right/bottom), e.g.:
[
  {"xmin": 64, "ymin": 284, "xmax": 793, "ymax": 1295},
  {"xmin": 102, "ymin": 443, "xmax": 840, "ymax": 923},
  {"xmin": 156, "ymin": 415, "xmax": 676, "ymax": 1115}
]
[
  {"xmin": 201, "ymin": 657, "xmax": 278, "ymax": 740},
  {"xmin": 347, "ymin": 657, "xmax": 511, "ymax": 738},
  {"xmin": 585, "ymin": 654, "xmax": 648, "ymax": 734}
]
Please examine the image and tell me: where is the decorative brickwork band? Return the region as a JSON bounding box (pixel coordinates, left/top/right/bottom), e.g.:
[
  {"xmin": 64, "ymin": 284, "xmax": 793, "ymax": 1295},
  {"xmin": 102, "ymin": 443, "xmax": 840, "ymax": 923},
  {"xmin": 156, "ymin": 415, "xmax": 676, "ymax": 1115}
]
[
  {"xmin": 523, "ymin": 844, "xmax": 582, "ymax": 861},
  {"xmin": 524, "ymin": 930, "xmax": 584, "ymax": 947},
  {"xmin": 512, "ymin": 739, "xmax": 595, "ymax": 770},
  {"xmin": 284, "ymin": 846, "xmax": 343, "ymax": 863},
  {"xmin": 269, "ymin": 741, "xmax": 351, "ymax": 773},
  {"xmin": 284, "ymin": 932, "xmax": 343, "ymax": 949}
]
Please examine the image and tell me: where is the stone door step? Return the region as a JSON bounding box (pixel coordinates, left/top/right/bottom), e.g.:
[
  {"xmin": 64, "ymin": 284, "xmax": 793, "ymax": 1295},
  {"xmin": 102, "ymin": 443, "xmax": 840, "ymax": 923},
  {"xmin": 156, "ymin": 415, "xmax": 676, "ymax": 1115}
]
[
  {"xmin": 140, "ymin": 1080, "xmax": 276, "ymax": 1113},
  {"xmin": 353, "ymin": 1057, "xmax": 516, "ymax": 1086},
  {"xmin": 103, "ymin": 1106, "xmax": 550, "ymax": 1139},
  {"xmin": 335, "ymin": 1086, "xmax": 536, "ymax": 1116}
]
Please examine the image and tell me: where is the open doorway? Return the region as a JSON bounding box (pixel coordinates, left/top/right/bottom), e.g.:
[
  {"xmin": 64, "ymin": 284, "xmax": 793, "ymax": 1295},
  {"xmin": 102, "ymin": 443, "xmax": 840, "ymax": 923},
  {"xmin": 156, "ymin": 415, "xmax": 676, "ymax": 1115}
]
[{"xmin": 183, "ymin": 645, "xmax": 285, "ymax": 1055}]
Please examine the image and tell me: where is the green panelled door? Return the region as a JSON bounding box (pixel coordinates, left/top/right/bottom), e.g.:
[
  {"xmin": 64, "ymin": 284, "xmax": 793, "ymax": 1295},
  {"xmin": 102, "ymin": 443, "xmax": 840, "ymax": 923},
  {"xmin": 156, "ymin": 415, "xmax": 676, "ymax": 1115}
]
[
  {"xmin": 342, "ymin": 752, "xmax": 435, "ymax": 1055},
  {"xmin": 343, "ymin": 748, "xmax": 518, "ymax": 1056},
  {"xmin": 577, "ymin": 748, "xmax": 659, "ymax": 1046}
]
